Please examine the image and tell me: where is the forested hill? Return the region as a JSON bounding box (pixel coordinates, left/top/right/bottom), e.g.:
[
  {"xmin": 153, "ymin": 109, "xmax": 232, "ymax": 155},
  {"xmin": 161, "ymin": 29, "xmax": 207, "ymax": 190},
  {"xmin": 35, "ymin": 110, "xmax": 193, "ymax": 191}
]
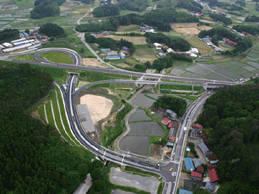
[
  {"xmin": 197, "ymin": 85, "xmax": 259, "ymax": 193},
  {"xmin": 0, "ymin": 64, "xmax": 93, "ymax": 193}
]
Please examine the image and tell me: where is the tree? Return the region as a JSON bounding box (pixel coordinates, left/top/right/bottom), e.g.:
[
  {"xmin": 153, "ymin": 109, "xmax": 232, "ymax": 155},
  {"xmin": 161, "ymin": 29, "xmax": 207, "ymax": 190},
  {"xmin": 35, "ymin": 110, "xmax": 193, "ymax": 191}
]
[
  {"xmin": 93, "ymin": 4, "xmax": 119, "ymax": 17},
  {"xmin": 193, "ymin": 188, "xmax": 210, "ymax": 194},
  {"xmin": 30, "ymin": 1, "xmax": 60, "ymax": 19},
  {"xmin": 25, "ymin": 29, "xmax": 30, "ymax": 34},
  {"xmin": 39, "ymin": 23, "xmax": 65, "ymax": 37}
]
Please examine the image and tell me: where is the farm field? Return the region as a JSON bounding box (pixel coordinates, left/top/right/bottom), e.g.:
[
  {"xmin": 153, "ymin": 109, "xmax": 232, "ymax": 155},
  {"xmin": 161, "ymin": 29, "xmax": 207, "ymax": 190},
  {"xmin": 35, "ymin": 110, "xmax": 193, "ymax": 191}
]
[
  {"xmin": 129, "ymin": 109, "xmax": 152, "ymax": 122},
  {"xmin": 39, "ymin": 51, "xmax": 73, "ymax": 64},
  {"xmin": 170, "ymin": 23, "xmax": 198, "ymax": 28},
  {"xmin": 174, "ymin": 28, "xmax": 200, "ymax": 36},
  {"xmin": 117, "ymin": 24, "xmax": 140, "ymax": 32},
  {"xmin": 105, "ymin": 35, "xmax": 147, "ymax": 45},
  {"xmin": 82, "ymin": 58, "xmax": 110, "ymax": 68},
  {"xmin": 131, "ymin": 93, "xmax": 157, "ymax": 108},
  {"xmin": 185, "ymin": 36, "xmax": 213, "ymax": 55}
]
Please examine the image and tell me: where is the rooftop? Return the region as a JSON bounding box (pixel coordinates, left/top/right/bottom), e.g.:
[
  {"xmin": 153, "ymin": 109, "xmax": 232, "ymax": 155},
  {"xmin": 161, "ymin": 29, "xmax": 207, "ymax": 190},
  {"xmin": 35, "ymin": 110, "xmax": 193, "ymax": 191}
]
[
  {"xmin": 191, "ymin": 171, "xmax": 202, "ymax": 178},
  {"xmin": 209, "ymin": 168, "xmax": 221, "ymax": 182},
  {"xmin": 197, "ymin": 166, "xmax": 204, "ymax": 174},
  {"xmin": 162, "ymin": 117, "xmax": 170, "ymax": 125},
  {"xmin": 197, "ymin": 142, "xmax": 209, "ymax": 155},
  {"xmin": 184, "ymin": 157, "xmax": 195, "ymax": 170},
  {"xmin": 179, "ymin": 189, "xmax": 193, "ymax": 194}
]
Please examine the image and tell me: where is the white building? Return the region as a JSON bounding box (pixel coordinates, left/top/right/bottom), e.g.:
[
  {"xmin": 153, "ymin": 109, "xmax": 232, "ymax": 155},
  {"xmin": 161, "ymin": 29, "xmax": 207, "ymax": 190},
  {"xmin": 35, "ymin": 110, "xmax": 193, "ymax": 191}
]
[
  {"xmin": 2, "ymin": 42, "xmax": 12, "ymax": 48},
  {"xmin": 2, "ymin": 43, "xmax": 32, "ymax": 53},
  {"xmin": 191, "ymin": 48, "xmax": 199, "ymax": 54},
  {"xmin": 154, "ymin": 42, "xmax": 162, "ymax": 49},
  {"xmin": 167, "ymin": 48, "xmax": 175, "ymax": 53},
  {"xmin": 190, "ymin": 53, "xmax": 198, "ymax": 58}
]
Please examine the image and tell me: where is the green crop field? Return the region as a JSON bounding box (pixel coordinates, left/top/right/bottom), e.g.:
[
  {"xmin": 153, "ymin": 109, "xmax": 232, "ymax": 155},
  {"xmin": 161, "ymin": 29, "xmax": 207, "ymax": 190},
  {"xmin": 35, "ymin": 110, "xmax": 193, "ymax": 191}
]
[{"xmin": 39, "ymin": 51, "xmax": 74, "ymax": 64}]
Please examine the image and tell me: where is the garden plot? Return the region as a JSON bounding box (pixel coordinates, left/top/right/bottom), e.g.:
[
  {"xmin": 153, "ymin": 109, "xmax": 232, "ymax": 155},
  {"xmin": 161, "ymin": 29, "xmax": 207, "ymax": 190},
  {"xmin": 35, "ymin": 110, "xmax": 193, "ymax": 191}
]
[
  {"xmin": 205, "ymin": 72, "xmax": 231, "ymax": 81},
  {"xmin": 229, "ymin": 61, "xmax": 247, "ymax": 67},
  {"xmin": 189, "ymin": 73, "xmax": 204, "ymax": 78},
  {"xmin": 198, "ymin": 63, "xmax": 220, "ymax": 71},
  {"xmin": 105, "ymin": 35, "xmax": 147, "ymax": 45},
  {"xmin": 186, "ymin": 65, "xmax": 210, "ymax": 76},
  {"xmin": 120, "ymin": 136, "xmax": 149, "ymax": 156},
  {"xmin": 129, "ymin": 109, "xmax": 152, "ymax": 122},
  {"xmin": 247, "ymin": 62, "xmax": 259, "ymax": 69},
  {"xmin": 246, "ymin": 53, "xmax": 259, "ymax": 59},
  {"xmin": 181, "ymin": 72, "xmax": 192, "ymax": 78},
  {"xmin": 215, "ymin": 62, "xmax": 233, "ymax": 68},
  {"xmin": 170, "ymin": 68, "xmax": 185, "ymax": 76},
  {"xmin": 128, "ymin": 122, "xmax": 164, "ymax": 136},
  {"xmin": 131, "ymin": 93, "xmax": 156, "ymax": 108},
  {"xmin": 243, "ymin": 65, "xmax": 256, "ymax": 72},
  {"xmin": 215, "ymin": 69, "xmax": 242, "ymax": 80},
  {"xmin": 226, "ymin": 66, "xmax": 251, "ymax": 77}
]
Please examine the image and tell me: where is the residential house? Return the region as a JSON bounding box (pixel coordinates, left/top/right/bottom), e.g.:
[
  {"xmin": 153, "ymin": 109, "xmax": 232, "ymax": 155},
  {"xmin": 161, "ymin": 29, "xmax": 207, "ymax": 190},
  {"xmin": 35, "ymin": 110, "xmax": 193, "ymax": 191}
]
[
  {"xmin": 169, "ymin": 136, "xmax": 175, "ymax": 142},
  {"xmin": 184, "ymin": 157, "xmax": 195, "ymax": 172},
  {"xmin": 199, "ymin": 132, "xmax": 209, "ymax": 144},
  {"xmin": 191, "ymin": 171, "xmax": 202, "ymax": 182},
  {"xmin": 162, "ymin": 117, "xmax": 170, "ymax": 125},
  {"xmin": 158, "ymin": 107, "xmax": 166, "ymax": 114},
  {"xmin": 190, "ymin": 129, "xmax": 199, "ymax": 138},
  {"xmin": 158, "ymin": 52, "xmax": 166, "ymax": 57},
  {"xmin": 214, "ymin": 46, "xmax": 224, "ymax": 52},
  {"xmin": 167, "ymin": 48, "xmax": 175, "ymax": 53},
  {"xmin": 209, "ymin": 168, "xmax": 221, "ymax": 182},
  {"xmin": 206, "ymin": 154, "xmax": 219, "ymax": 164},
  {"xmin": 224, "ymin": 38, "xmax": 237, "ymax": 46},
  {"xmin": 179, "ymin": 189, "xmax": 193, "ymax": 194},
  {"xmin": 207, "ymin": 165, "xmax": 217, "ymax": 170},
  {"xmin": 103, "ymin": 31, "xmax": 109, "ymax": 35},
  {"xmin": 166, "ymin": 109, "xmax": 177, "ymax": 120},
  {"xmin": 197, "ymin": 142, "xmax": 210, "ymax": 156},
  {"xmin": 201, "ymin": 182, "xmax": 216, "ymax": 193},
  {"xmin": 191, "ymin": 48, "xmax": 199, "ymax": 54},
  {"xmin": 192, "ymin": 158, "xmax": 202, "ymax": 168},
  {"xmin": 154, "ymin": 42, "xmax": 162, "ymax": 49},
  {"xmin": 151, "ymin": 107, "xmax": 158, "ymax": 112},
  {"xmin": 169, "ymin": 127, "xmax": 176, "ymax": 138},
  {"xmin": 196, "ymin": 166, "xmax": 204, "ymax": 174},
  {"xmin": 168, "ymin": 122, "xmax": 178, "ymax": 129},
  {"xmin": 192, "ymin": 123, "xmax": 204, "ymax": 130}
]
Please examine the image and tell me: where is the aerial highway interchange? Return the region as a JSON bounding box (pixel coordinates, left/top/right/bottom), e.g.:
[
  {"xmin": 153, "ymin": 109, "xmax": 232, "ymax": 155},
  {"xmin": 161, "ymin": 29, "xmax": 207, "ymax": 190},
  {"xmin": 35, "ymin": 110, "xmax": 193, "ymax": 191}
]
[{"xmin": 1, "ymin": 48, "xmax": 239, "ymax": 194}]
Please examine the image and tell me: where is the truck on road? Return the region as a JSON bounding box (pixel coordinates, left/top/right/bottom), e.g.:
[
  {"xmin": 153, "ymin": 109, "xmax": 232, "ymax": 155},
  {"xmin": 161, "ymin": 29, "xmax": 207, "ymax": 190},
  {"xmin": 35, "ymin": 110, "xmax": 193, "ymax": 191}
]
[{"xmin": 184, "ymin": 127, "xmax": 187, "ymax": 133}]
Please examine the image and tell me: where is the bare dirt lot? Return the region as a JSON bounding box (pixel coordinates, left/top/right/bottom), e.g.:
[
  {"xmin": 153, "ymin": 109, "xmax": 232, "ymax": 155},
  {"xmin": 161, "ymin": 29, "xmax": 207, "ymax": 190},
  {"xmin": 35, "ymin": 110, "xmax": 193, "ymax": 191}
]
[
  {"xmin": 174, "ymin": 28, "xmax": 200, "ymax": 35},
  {"xmin": 198, "ymin": 25, "xmax": 212, "ymax": 31},
  {"xmin": 80, "ymin": 94, "xmax": 114, "ymax": 125},
  {"xmin": 105, "ymin": 35, "xmax": 147, "ymax": 45},
  {"xmin": 150, "ymin": 144, "xmax": 163, "ymax": 159},
  {"xmin": 171, "ymin": 23, "xmax": 198, "ymax": 28},
  {"xmin": 82, "ymin": 58, "xmax": 110, "ymax": 68}
]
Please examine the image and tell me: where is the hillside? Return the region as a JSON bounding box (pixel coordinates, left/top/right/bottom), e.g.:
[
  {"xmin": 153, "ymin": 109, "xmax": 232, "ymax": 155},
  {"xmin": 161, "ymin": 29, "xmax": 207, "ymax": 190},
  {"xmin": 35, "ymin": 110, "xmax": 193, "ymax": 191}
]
[{"xmin": 197, "ymin": 85, "xmax": 259, "ymax": 193}]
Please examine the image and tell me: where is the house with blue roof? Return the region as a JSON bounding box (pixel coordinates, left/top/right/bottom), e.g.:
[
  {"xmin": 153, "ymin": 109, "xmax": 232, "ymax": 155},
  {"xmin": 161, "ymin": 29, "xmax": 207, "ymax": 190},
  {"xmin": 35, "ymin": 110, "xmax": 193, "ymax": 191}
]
[
  {"xmin": 192, "ymin": 158, "xmax": 202, "ymax": 168},
  {"xmin": 184, "ymin": 157, "xmax": 194, "ymax": 171},
  {"xmin": 179, "ymin": 189, "xmax": 193, "ymax": 194}
]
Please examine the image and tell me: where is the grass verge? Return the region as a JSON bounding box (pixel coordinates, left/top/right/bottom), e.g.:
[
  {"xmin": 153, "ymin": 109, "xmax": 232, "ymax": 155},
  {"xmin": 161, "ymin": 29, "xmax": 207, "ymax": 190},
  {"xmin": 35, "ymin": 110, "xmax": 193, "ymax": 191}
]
[{"xmin": 39, "ymin": 51, "xmax": 74, "ymax": 64}]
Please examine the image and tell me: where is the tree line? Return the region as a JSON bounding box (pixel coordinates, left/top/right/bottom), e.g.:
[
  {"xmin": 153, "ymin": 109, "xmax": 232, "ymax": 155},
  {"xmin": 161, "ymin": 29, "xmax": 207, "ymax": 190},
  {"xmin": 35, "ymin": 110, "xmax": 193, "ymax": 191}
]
[
  {"xmin": 76, "ymin": 8, "xmax": 199, "ymax": 32},
  {"xmin": 145, "ymin": 32, "xmax": 191, "ymax": 51},
  {"xmin": 152, "ymin": 95, "xmax": 187, "ymax": 117},
  {"xmin": 0, "ymin": 29, "xmax": 20, "ymax": 44},
  {"xmin": 197, "ymin": 85, "xmax": 259, "ymax": 193},
  {"xmin": 245, "ymin": 15, "xmax": 259, "ymax": 22},
  {"xmin": 209, "ymin": 13, "xmax": 232, "ymax": 25},
  {"xmin": 117, "ymin": 0, "xmax": 148, "ymax": 12},
  {"xmin": 39, "ymin": 23, "xmax": 65, "ymax": 37},
  {"xmin": 233, "ymin": 24, "xmax": 259, "ymax": 36},
  {"xmin": 93, "ymin": 4, "xmax": 120, "ymax": 17},
  {"xmin": 176, "ymin": 0, "xmax": 203, "ymax": 12},
  {"xmin": 85, "ymin": 33, "xmax": 135, "ymax": 55},
  {"xmin": 30, "ymin": 0, "xmax": 63, "ymax": 19}
]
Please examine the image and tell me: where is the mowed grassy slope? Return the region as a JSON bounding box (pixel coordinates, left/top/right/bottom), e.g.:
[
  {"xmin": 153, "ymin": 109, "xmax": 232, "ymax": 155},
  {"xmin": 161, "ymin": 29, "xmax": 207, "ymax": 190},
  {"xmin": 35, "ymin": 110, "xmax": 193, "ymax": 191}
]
[{"xmin": 39, "ymin": 51, "xmax": 74, "ymax": 64}]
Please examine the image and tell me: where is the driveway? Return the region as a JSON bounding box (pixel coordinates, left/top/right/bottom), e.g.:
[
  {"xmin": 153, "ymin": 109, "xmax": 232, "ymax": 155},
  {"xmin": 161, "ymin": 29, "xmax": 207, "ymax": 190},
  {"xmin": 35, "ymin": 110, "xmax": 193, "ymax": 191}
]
[{"xmin": 109, "ymin": 167, "xmax": 160, "ymax": 194}]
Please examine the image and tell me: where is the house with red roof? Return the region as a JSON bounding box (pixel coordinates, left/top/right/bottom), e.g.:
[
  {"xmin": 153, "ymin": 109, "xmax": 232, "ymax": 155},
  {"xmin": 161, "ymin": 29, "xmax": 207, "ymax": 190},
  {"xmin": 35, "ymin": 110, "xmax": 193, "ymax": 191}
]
[
  {"xmin": 209, "ymin": 168, "xmax": 221, "ymax": 182},
  {"xmin": 207, "ymin": 165, "xmax": 217, "ymax": 170},
  {"xmin": 224, "ymin": 38, "xmax": 237, "ymax": 46},
  {"xmin": 191, "ymin": 171, "xmax": 202, "ymax": 182},
  {"xmin": 162, "ymin": 117, "xmax": 170, "ymax": 125}
]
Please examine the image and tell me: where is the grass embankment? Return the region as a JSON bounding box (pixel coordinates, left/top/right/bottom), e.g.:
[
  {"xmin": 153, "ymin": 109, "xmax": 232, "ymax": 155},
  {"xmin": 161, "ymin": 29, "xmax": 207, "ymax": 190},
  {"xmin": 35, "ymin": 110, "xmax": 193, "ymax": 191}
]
[
  {"xmin": 38, "ymin": 85, "xmax": 80, "ymax": 146},
  {"xmin": 39, "ymin": 51, "xmax": 74, "ymax": 64},
  {"xmin": 10, "ymin": 53, "xmax": 38, "ymax": 62}
]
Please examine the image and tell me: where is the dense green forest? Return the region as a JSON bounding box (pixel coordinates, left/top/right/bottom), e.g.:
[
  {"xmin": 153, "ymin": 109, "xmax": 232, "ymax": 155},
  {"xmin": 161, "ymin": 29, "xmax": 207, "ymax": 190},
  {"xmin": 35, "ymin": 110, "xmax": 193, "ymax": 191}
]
[
  {"xmin": 84, "ymin": 33, "xmax": 135, "ymax": 55},
  {"xmin": 117, "ymin": 0, "xmax": 148, "ymax": 12},
  {"xmin": 233, "ymin": 24, "xmax": 259, "ymax": 36},
  {"xmin": 93, "ymin": 4, "xmax": 120, "ymax": 17},
  {"xmin": 209, "ymin": 13, "xmax": 232, "ymax": 25},
  {"xmin": 198, "ymin": 27, "xmax": 238, "ymax": 46},
  {"xmin": 176, "ymin": 0, "xmax": 203, "ymax": 12},
  {"xmin": 152, "ymin": 56, "xmax": 174, "ymax": 72},
  {"xmin": 145, "ymin": 32, "xmax": 191, "ymax": 51},
  {"xmin": 34, "ymin": 0, "xmax": 65, "ymax": 6},
  {"xmin": 39, "ymin": 23, "xmax": 65, "ymax": 37},
  {"xmin": 197, "ymin": 85, "xmax": 259, "ymax": 193},
  {"xmin": 76, "ymin": 8, "xmax": 198, "ymax": 32},
  {"xmin": 0, "ymin": 29, "xmax": 19, "ymax": 44},
  {"xmin": 153, "ymin": 96, "xmax": 186, "ymax": 116},
  {"xmin": 245, "ymin": 15, "xmax": 259, "ymax": 22},
  {"xmin": 30, "ymin": 0, "xmax": 61, "ymax": 19}
]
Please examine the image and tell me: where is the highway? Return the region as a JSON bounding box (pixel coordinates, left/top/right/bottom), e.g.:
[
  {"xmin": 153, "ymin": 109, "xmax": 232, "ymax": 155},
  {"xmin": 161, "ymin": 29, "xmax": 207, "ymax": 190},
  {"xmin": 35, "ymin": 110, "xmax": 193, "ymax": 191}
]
[{"xmin": 1, "ymin": 48, "xmax": 238, "ymax": 193}]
